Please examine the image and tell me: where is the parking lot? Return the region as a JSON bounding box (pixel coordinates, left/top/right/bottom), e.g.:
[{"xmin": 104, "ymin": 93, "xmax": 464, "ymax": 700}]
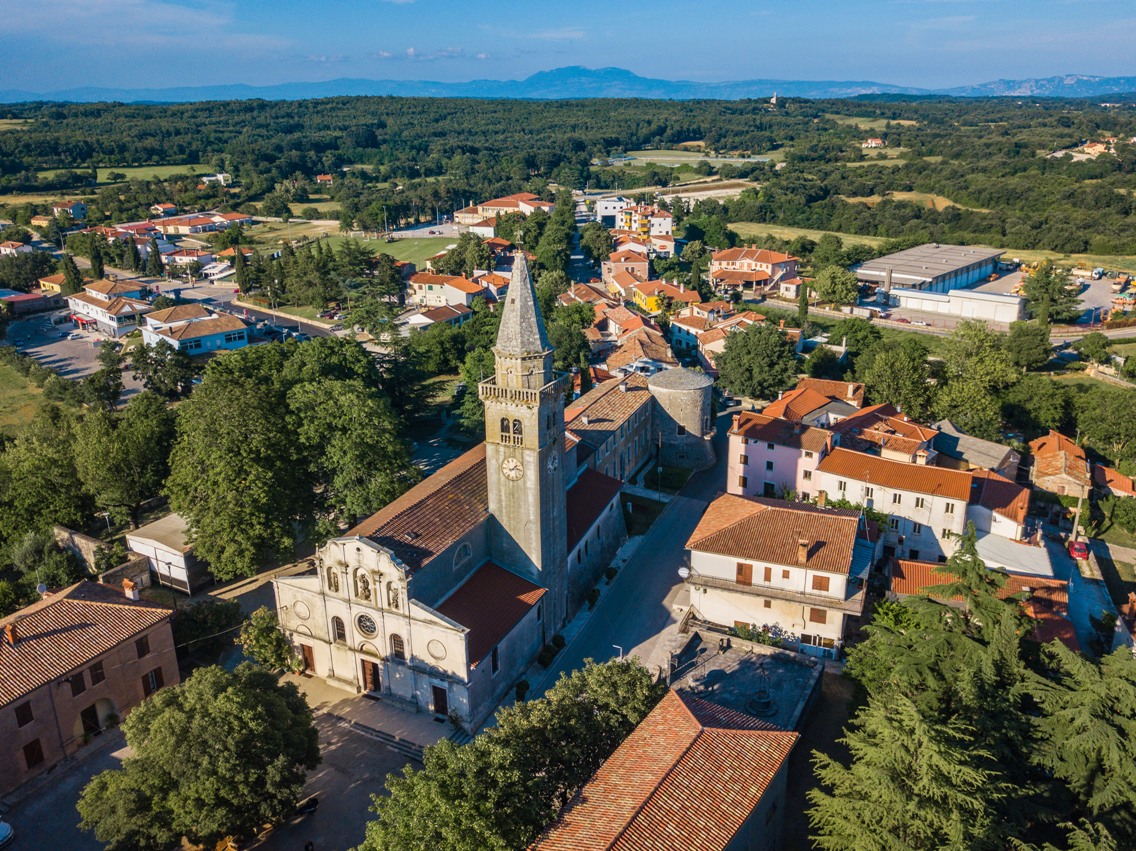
[{"xmin": 5, "ymin": 313, "xmax": 146, "ymax": 397}]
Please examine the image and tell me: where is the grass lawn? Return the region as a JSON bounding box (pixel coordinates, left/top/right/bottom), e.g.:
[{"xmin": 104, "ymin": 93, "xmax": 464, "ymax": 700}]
[
  {"xmin": 340, "ymin": 235, "xmax": 456, "ymax": 267},
  {"xmin": 1111, "ymin": 341, "xmax": 1136, "ymax": 358},
  {"xmin": 730, "ymin": 222, "xmax": 888, "ymax": 247},
  {"xmin": 1049, "ymin": 371, "xmax": 1109, "ymax": 395},
  {"xmin": 623, "ymin": 494, "xmax": 667, "ymax": 536},
  {"xmin": 0, "ymin": 119, "xmax": 32, "ymax": 131},
  {"xmin": 289, "ymin": 200, "xmax": 342, "ymax": 217},
  {"xmin": 275, "ymin": 305, "xmax": 323, "ymax": 321},
  {"xmin": 0, "ymin": 360, "xmax": 48, "ymax": 436},
  {"xmin": 37, "ymin": 164, "xmax": 206, "ymax": 183},
  {"xmin": 995, "ymin": 247, "xmax": 1136, "ymax": 276},
  {"xmin": 643, "ymin": 464, "xmax": 693, "ymax": 495},
  {"xmin": 0, "ymin": 191, "xmax": 98, "ymax": 205}
]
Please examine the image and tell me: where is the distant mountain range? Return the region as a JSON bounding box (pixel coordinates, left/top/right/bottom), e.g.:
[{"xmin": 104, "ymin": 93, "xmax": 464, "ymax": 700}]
[{"xmin": 2, "ymin": 67, "xmax": 1136, "ymax": 104}]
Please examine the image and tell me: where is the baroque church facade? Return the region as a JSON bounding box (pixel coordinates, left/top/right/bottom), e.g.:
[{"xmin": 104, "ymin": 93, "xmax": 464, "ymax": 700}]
[{"xmin": 273, "ymin": 255, "xmax": 635, "ymax": 730}]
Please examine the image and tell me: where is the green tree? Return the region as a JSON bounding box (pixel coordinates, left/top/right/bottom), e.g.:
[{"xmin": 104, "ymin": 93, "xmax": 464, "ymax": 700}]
[
  {"xmin": 579, "ymin": 221, "xmax": 613, "ymax": 264},
  {"xmin": 1006, "ymin": 321, "xmax": 1053, "ymax": 372},
  {"xmin": 1034, "ymin": 645, "xmax": 1136, "ymax": 837},
  {"xmin": 73, "ymin": 392, "xmax": 176, "ymax": 527},
  {"xmin": 90, "ymin": 241, "xmax": 105, "ymax": 279},
  {"xmin": 166, "ymin": 376, "xmax": 306, "ymax": 579},
  {"xmin": 122, "ymin": 236, "xmax": 141, "ymax": 272},
  {"xmin": 232, "ymin": 248, "xmax": 250, "ymax": 293},
  {"xmin": 145, "ymin": 238, "xmax": 164, "ymax": 277},
  {"xmin": 805, "ymin": 346, "xmax": 843, "ymax": 379},
  {"xmin": 828, "ymin": 317, "xmax": 881, "ymax": 370},
  {"xmin": 858, "ymin": 336, "xmax": 933, "ymax": 420},
  {"xmin": 940, "ymin": 320, "xmax": 1018, "ymax": 392},
  {"xmin": 77, "ymin": 664, "xmax": 320, "ymax": 850},
  {"xmin": 1002, "ymin": 373, "xmax": 1070, "ymax": 435},
  {"xmin": 238, "ymin": 606, "xmax": 301, "ymax": 672},
  {"xmin": 59, "ymin": 253, "xmax": 84, "ymax": 296},
  {"xmin": 934, "ymin": 379, "xmax": 1003, "ymax": 442},
  {"xmin": 82, "ymin": 340, "xmax": 125, "ymax": 410},
  {"xmin": 809, "ymin": 694, "xmax": 1016, "ymax": 851},
  {"xmin": 359, "ymin": 659, "xmax": 664, "ymax": 851},
  {"xmin": 715, "ymin": 322, "xmax": 799, "ymax": 400},
  {"xmin": 457, "ymin": 346, "xmax": 495, "ymax": 434},
  {"xmin": 1074, "ymin": 332, "xmax": 1113, "ymax": 366},
  {"xmin": 813, "ymin": 266, "xmax": 860, "ymax": 305},
  {"xmin": 1022, "ymin": 262, "xmax": 1080, "ymax": 325},
  {"xmin": 1075, "ymin": 387, "xmax": 1136, "ymax": 464},
  {"xmin": 130, "ymin": 340, "xmax": 196, "ymax": 399}
]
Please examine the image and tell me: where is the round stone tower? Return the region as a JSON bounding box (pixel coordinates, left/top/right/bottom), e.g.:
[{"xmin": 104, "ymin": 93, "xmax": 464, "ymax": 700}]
[{"xmin": 648, "ymin": 368, "xmax": 715, "ymax": 471}]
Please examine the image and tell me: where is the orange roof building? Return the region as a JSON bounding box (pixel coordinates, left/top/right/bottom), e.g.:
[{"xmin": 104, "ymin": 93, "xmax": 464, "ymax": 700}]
[
  {"xmin": 1029, "ymin": 430, "xmax": 1091, "ymax": 498},
  {"xmin": 532, "ymin": 689, "xmax": 797, "ymax": 851}
]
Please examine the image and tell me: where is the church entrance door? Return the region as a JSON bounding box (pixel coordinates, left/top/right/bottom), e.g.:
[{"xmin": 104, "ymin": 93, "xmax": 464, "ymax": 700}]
[
  {"xmin": 361, "ymin": 660, "xmax": 381, "ymax": 694},
  {"xmin": 432, "ymin": 685, "xmax": 449, "ymax": 717},
  {"xmin": 299, "ymin": 644, "xmax": 315, "ymax": 674}
]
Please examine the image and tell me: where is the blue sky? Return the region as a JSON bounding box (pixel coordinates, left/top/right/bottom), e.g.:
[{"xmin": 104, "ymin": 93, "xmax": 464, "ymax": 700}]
[{"xmin": 2, "ymin": 0, "xmax": 1135, "ymax": 91}]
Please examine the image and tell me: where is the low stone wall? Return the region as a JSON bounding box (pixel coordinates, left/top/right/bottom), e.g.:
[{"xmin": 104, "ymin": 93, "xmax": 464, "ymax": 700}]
[
  {"xmin": 99, "ymin": 554, "xmax": 152, "ymax": 589},
  {"xmin": 53, "ymin": 525, "xmax": 106, "ymax": 571}
]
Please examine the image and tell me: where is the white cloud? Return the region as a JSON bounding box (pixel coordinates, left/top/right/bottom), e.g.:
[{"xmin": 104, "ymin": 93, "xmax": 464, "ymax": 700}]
[{"xmin": 530, "ymin": 27, "xmax": 587, "ymax": 41}]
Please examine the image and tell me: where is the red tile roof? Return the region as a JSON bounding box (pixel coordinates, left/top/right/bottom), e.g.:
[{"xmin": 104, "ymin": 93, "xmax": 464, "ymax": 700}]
[
  {"xmin": 531, "ymin": 689, "xmax": 797, "ymax": 851},
  {"xmin": 730, "ymin": 411, "xmax": 831, "ymax": 454},
  {"xmin": 145, "ymin": 304, "xmax": 212, "ymax": 324},
  {"xmin": 566, "ymin": 468, "xmax": 623, "ymax": 552},
  {"xmin": 688, "ymin": 494, "xmax": 861, "ymax": 574},
  {"xmin": 761, "ymin": 386, "xmax": 836, "ymax": 422},
  {"xmin": 435, "ymin": 562, "xmax": 545, "ymax": 667},
  {"xmin": 1093, "ymin": 463, "xmax": 1136, "ymax": 496},
  {"xmin": 0, "ymin": 582, "xmax": 172, "ymax": 708},
  {"xmin": 832, "ymin": 404, "xmax": 938, "ymax": 456},
  {"xmin": 160, "ymin": 314, "xmax": 247, "ymax": 341},
  {"xmin": 795, "ymin": 378, "xmax": 865, "ymax": 408},
  {"xmin": 970, "ymin": 469, "xmax": 1030, "ymax": 525},
  {"xmin": 1029, "ymin": 430, "xmax": 1090, "ymax": 489},
  {"xmin": 348, "ymin": 445, "xmax": 489, "ymax": 572},
  {"xmin": 711, "ymin": 247, "xmax": 797, "ymax": 265},
  {"xmin": 817, "ymin": 448, "xmax": 973, "ymax": 500},
  {"xmin": 608, "ymin": 250, "xmax": 649, "ymax": 265}
]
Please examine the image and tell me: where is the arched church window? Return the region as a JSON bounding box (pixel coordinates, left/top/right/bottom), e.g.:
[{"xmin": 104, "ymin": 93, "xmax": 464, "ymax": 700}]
[
  {"xmin": 355, "ymin": 571, "xmax": 372, "ymax": 602},
  {"xmin": 332, "ymin": 616, "xmax": 346, "ymax": 643},
  {"xmin": 512, "ymin": 419, "xmax": 523, "ymax": 440},
  {"xmin": 326, "ymin": 567, "xmax": 340, "ymax": 593},
  {"xmin": 453, "ymin": 542, "xmax": 473, "ymax": 572},
  {"xmin": 500, "ymin": 417, "xmax": 510, "ymax": 438},
  {"xmin": 390, "ymin": 634, "xmax": 406, "ymax": 661}
]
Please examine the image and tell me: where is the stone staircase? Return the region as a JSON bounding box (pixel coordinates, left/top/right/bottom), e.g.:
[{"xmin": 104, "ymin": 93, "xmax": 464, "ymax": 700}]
[{"xmin": 323, "ymin": 712, "xmax": 426, "ymax": 763}]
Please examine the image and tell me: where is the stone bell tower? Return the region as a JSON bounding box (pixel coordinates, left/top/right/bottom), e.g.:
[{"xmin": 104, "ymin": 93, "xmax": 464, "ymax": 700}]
[{"xmin": 479, "ymin": 253, "xmax": 569, "ymax": 627}]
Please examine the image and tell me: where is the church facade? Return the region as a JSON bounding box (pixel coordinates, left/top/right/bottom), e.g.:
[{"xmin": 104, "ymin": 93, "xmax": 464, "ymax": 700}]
[{"xmin": 273, "ymin": 256, "xmax": 630, "ymax": 730}]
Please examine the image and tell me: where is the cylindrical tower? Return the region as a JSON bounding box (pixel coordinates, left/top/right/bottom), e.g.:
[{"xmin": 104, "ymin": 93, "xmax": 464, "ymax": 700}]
[{"xmin": 648, "ymin": 368, "xmax": 715, "ymax": 471}]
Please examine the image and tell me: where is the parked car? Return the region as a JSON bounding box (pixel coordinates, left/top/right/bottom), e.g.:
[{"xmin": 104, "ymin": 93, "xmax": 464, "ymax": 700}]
[
  {"xmin": 1068, "ymin": 540, "xmax": 1089, "ymax": 561},
  {"xmin": 0, "ymin": 819, "xmax": 14, "ymax": 848}
]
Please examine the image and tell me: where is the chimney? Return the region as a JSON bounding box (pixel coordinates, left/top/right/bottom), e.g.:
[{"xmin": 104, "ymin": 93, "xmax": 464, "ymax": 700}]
[
  {"xmin": 779, "ymin": 319, "xmax": 785, "ymax": 329},
  {"xmin": 582, "ymin": 415, "xmax": 589, "ymax": 425},
  {"xmin": 817, "ymin": 490, "xmax": 827, "ymax": 508},
  {"xmin": 619, "ymin": 382, "xmax": 628, "ymax": 392},
  {"xmin": 4, "ymin": 622, "xmax": 16, "ymax": 646},
  {"xmin": 123, "ymin": 578, "xmax": 140, "ymax": 601},
  {"xmin": 847, "ymin": 383, "xmax": 855, "ymax": 399},
  {"xmin": 797, "ymin": 539, "xmax": 809, "ymax": 566}
]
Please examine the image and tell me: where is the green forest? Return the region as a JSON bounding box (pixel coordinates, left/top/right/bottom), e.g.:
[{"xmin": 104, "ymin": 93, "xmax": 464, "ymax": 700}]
[{"xmin": 3, "ymin": 96, "xmax": 1136, "ymax": 253}]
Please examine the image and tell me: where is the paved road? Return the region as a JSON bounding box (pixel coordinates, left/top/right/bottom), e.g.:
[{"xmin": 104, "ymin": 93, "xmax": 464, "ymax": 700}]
[{"xmin": 533, "ymin": 409, "xmax": 732, "ymax": 694}]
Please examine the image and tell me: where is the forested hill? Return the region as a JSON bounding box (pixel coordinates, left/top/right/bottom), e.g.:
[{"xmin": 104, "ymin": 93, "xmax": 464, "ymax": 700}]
[
  {"xmin": 3, "ymin": 96, "xmax": 1136, "ymax": 255},
  {"xmin": 3, "ymin": 67, "xmax": 1136, "ymax": 104}
]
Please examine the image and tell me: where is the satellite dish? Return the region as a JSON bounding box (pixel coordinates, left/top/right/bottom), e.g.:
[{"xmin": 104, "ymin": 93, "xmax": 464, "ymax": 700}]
[
  {"xmin": 677, "ymin": 567, "xmax": 691, "ymax": 580},
  {"xmin": 36, "ymin": 583, "xmax": 47, "ymax": 596}
]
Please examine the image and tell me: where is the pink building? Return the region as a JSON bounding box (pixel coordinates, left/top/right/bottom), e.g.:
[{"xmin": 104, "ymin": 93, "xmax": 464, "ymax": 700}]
[{"xmin": 729, "ymin": 412, "xmax": 833, "ymax": 500}]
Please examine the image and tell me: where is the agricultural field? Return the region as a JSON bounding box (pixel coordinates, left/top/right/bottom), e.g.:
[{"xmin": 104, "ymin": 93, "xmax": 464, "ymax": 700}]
[
  {"xmin": 824, "ymin": 114, "xmax": 919, "ymax": 131},
  {"xmin": 729, "ymin": 222, "xmax": 889, "ymax": 247},
  {"xmin": 288, "ymin": 200, "xmax": 342, "ymax": 217},
  {"xmin": 37, "ymin": 164, "xmax": 206, "ymax": 183},
  {"xmin": 0, "ymin": 119, "xmax": 32, "ymax": 131},
  {"xmin": 846, "ymin": 147, "xmax": 909, "ymax": 167},
  {"xmin": 841, "ymin": 191, "xmax": 988, "ymax": 212}
]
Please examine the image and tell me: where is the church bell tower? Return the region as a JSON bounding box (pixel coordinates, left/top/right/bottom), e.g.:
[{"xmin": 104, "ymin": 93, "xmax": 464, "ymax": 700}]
[{"xmin": 480, "ymin": 253, "xmax": 569, "ymax": 628}]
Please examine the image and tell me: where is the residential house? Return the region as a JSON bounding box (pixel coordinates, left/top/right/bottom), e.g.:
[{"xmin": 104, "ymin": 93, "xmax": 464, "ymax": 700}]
[
  {"xmin": 38, "ymin": 273, "xmax": 68, "ymax": 295},
  {"xmin": 149, "ymin": 203, "xmax": 177, "ymax": 217},
  {"xmin": 729, "ymin": 412, "xmax": 832, "ymax": 499},
  {"xmin": 557, "ymin": 282, "xmax": 618, "ymax": 310},
  {"xmin": 650, "ymin": 233, "xmax": 676, "ymax": 257},
  {"xmin": 316, "ymin": 173, "xmax": 334, "ymax": 186},
  {"xmin": 778, "ymin": 276, "xmax": 806, "ymax": 299},
  {"xmin": 685, "ymin": 495, "xmax": 879, "ymax": 657},
  {"xmin": 601, "ymin": 249, "xmax": 650, "ymax": 289},
  {"xmin": 630, "ymin": 279, "xmax": 700, "ymax": 315},
  {"xmin": 862, "ymin": 138, "xmax": 885, "ymax": 148},
  {"xmin": 0, "ymin": 581, "xmax": 178, "ymax": 796},
  {"xmin": 165, "ymin": 248, "xmax": 215, "ymax": 267},
  {"xmin": 1093, "ymin": 463, "xmax": 1136, "ymax": 498},
  {"xmin": 454, "ymin": 193, "xmax": 554, "ymax": 225},
  {"xmin": 604, "ymin": 326, "xmax": 679, "ymax": 377},
  {"xmin": 889, "ymin": 560, "xmax": 1077, "ymax": 650},
  {"xmin": 933, "ymin": 420, "xmax": 1021, "ymax": 480},
  {"xmin": 610, "ymin": 232, "xmax": 650, "ymax": 255},
  {"xmin": 1029, "ymin": 430, "xmax": 1091, "ymax": 498},
  {"xmin": 472, "ymin": 271, "xmax": 510, "ymax": 302},
  {"xmin": 200, "ymin": 173, "xmax": 232, "ymax": 185},
  {"xmin": 468, "ymin": 218, "xmax": 497, "ymax": 239},
  {"xmin": 594, "ymin": 196, "xmax": 631, "ymax": 225},
  {"xmin": 831, "ymin": 404, "xmax": 939, "ymax": 464},
  {"xmin": 29, "ymin": 215, "xmax": 53, "ymax": 229},
  {"xmin": 606, "ymin": 268, "xmax": 648, "ymax": 302},
  {"xmin": 694, "ymin": 312, "xmax": 769, "ymax": 375},
  {"xmin": 140, "ymin": 304, "xmax": 249, "ymax": 353},
  {"xmin": 0, "ymin": 240, "xmax": 32, "ymax": 257},
  {"xmin": 709, "ymin": 247, "xmax": 799, "ymax": 295},
  {"xmin": 565, "ymin": 373, "xmax": 655, "ymax": 481},
  {"xmin": 616, "ymin": 204, "xmax": 673, "ymax": 237},
  {"xmin": 66, "ymin": 279, "xmax": 151, "ymax": 337},
  {"xmin": 762, "ymin": 383, "xmax": 862, "ymax": 427},
  {"xmin": 531, "ymin": 689, "xmax": 797, "ymax": 851},
  {"xmin": 405, "ymin": 304, "xmax": 472, "ymax": 330},
  {"xmin": 406, "ymin": 273, "xmax": 481, "ymax": 308},
  {"xmin": 814, "ymin": 447, "xmax": 972, "ymax": 561},
  {"xmin": 51, "ymin": 200, "xmax": 88, "ymax": 220},
  {"xmin": 125, "ymin": 512, "xmax": 213, "ymax": 593}
]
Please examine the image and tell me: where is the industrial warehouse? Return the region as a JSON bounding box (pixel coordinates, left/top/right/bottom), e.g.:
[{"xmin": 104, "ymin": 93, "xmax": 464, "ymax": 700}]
[{"xmin": 855, "ymin": 243, "xmax": 1005, "ymax": 293}]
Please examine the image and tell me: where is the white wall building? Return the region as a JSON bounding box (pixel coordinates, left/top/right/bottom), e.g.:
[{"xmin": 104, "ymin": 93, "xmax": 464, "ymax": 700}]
[{"xmin": 889, "ymin": 287, "xmax": 1024, "ymax": 324}]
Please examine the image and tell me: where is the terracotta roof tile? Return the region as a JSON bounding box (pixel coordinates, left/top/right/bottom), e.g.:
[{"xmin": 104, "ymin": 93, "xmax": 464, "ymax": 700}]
[
  {"xmin": 762, "ymin": 387, "xmax": 835, "ymax": 422},
  {"xmin": 605, "ymin": 328, "xmax": 677, "ymax": 370},
  {"xmin": 531, "ymin": 689, "xmax": 796, "ymax": 851},
  {"xmin": 0, "ymin": 582, "xmax": 172, "ymax": 708},
  {"xmin": 84, "ymin": 278, "xmax": 143, "ymax": 297},
  {"xmin": 795, "ymin": 378, "xmax": 865, "ymax": 407},
  {"xmin": 1094, "ymin": 463, "xmax": 1136, "ymax": 496},
  {"xmin": 730, "ymin": 412, "xmax": 831, "ymax": 454},
  {"xmin": 1029, "ymin": 430, "xmax": 1091, "ymax": 489},
  {"xmin": 970, "ymin": 469, "xmax": 1030, "ymax": 525},
  {"xmin": 817, "ymin": 448, "xmax": 973, "ymax": 500},
  {"xmin": 348, "ymin": 445, "xmax": 488, "ymax": 572},
  {"xmin": 161, "ymin": 314, "xmax": 247, "ymax": 341},
  {"xmin": 687, "ymin": 494, "xmax": 861, "ymax": 574},
  {"xmin": 567, "ymin": 468, "xmax": 623, "ymax": 552},
  {"xmin": 435, "ymin": 562, "xmax": 545, "ymax": 667},
  {"xmin": 566, "ymin": 375, "xmax": 652, "ymax": 446},
  {"xmin": 145, "ymin": 304, "xmax": 212, "ymax": 324}
]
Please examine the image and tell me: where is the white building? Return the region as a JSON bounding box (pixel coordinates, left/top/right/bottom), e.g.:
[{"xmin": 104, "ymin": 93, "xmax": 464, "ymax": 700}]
[
  {"xmin": 140, "ymin": 304, "xmax": 249, "ymax": 353},
  {"xmin": 889, "ymin": 287, "xmax": 1024, "ymax": 324},
  {"xmin": 66, "ymin": 279, "xmax": 151, "ymax": 338},
  {"xmin": 685, "ymin": 495, "xmax": 879, "ymax": 658},
  {"xmin": 125, "ymin": 513, "xmax": 212, "ymax": 593}
]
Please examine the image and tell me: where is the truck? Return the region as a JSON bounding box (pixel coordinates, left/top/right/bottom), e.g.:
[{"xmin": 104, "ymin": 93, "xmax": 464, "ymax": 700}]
[{"xmin": 1111, "ymin": 274, "xmax": 1129, "ymax": 293}]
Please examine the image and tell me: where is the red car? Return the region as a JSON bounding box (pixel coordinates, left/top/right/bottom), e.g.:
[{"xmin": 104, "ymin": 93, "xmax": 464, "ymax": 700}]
[{"xmin": 1068, "ymin": 540, "xmax": 1089, "ymax": 561}]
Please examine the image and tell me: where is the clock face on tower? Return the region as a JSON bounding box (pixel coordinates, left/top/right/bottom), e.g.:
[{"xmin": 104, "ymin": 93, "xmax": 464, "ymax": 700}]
[{"xmin": 501, "ymin": 457, "xmax": 524, "ymax": 481}]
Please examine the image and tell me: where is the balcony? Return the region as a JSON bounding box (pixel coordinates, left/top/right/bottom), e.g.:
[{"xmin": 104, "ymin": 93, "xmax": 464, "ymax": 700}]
[
  {"xmin": 687, "ymin": 572, "xmax": 867, "ymax": 615},
  {"xmin": 478, "ymin": 375, "xmax": 568, "ymax": 404}
]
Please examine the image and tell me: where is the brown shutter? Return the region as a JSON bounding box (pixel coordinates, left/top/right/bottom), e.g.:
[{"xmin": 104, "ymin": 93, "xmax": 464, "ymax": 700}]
[
  {"xmin": 735, "ymin": 562, "xmax": 753, "ymax": 585},
  {"xmin": 812, "ymin": 575, "xmax": 831, "ymax": 592},
  {"xmin": 809, "ymin": 608, "xmax": 828, "ymax": 624},
  {"xmin": 763, "ymin": 565, "xmax": 772, "ymax": 583}
]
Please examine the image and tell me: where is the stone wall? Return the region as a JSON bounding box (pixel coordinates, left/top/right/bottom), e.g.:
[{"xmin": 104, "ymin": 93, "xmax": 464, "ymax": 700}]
[
  {"xmin": 99, "ymin": 554, "xmax": 152, "ymax": 590},
  {"xmin": 648, "ymin": 370, "xmax": 715, "ymax": 471},
  {"xmin": 53, "ymin": 525, "xmax": 106, "ymax": 571}
]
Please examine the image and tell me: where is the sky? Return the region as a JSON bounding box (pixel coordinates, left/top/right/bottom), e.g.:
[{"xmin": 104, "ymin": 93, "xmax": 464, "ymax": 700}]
[{"xmin": 2, "ymin": 0, "xmax": 1136, "ymax": 92}]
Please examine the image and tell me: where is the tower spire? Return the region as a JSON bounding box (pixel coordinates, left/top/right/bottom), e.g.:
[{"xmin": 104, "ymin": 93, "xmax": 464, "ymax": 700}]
[{"xmin": 495, "ymin": 252, "xmax": 551, "ymax": 356}]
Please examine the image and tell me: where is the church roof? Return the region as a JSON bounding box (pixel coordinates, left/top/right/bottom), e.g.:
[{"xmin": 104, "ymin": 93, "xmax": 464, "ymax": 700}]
[
  {"xmin": 566, "ymin": 468, "xmax": 624, "ymax": 553},
  {"xmin": 435, "ymin": 562, "xmax": 545, "ymax": 668},
  {"xmin": 347, "ymin": 445, "xmax": 488, "ymax": 572},
  {"xmin": 495, "ymin": 253, "xmax": 551, "ymax": 356}
]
